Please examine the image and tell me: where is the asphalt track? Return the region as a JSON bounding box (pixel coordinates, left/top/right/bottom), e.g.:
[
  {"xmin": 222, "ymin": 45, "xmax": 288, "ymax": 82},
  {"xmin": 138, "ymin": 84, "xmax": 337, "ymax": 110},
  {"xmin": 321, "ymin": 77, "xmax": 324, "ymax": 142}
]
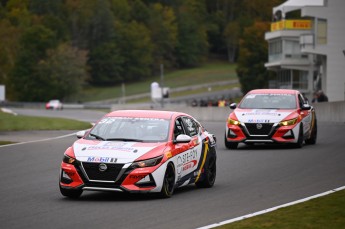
[{"xmin": 1, "ymin": 109, "xmax": 345, "ymax": 229}]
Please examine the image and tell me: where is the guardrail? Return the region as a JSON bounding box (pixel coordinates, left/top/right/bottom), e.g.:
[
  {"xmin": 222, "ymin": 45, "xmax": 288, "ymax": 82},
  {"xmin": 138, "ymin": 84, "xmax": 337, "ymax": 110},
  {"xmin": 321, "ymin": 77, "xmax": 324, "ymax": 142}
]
[
  {"xmin": 111, "ymin": 101, "xmax": 345, "ymax": 123},
  {"xmin": 2, "ymin": 100, "xmax": 345, "ymax": 123}
]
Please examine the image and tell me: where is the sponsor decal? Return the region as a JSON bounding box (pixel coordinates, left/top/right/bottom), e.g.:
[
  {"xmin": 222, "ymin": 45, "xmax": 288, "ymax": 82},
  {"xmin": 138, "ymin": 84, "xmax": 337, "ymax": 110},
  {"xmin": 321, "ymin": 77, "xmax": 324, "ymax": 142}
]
[
  {"xmin": 243, "ymin": 111, "xmax": 280, "ymax": 116},
  {"xmin": 177, "ymin": 149, "xmax": 198, "ymax": 174},
  {"xmin": 247, "ymin": 119, "xmax": 270, "ymax": 123},
  {"xmin": 86, "ymin": 142, "xmax": 135, "ymax": 152},
  {"xmin": 87, "ymin": 157, "xmax": 117, "ymax": 163},
  {"xmin": 129, "ymin": 175, "xmax": 146, "ymax": 179},
  {"xmin": 184, "ymin": 118, "xmax": 195, "ymax": 132},
  {"xmin": 182, "ymin": 160, "xmax": 197, "ymax": 171}
]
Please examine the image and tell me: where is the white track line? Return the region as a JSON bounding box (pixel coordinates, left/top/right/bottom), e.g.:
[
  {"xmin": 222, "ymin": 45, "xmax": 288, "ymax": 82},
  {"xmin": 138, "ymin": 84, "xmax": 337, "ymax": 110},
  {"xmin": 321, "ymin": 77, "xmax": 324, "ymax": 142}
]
[
  {"xmin": 0, "ymin": 132, "xmax": 76, "ymax": 148},
  {"xmin": 197, "ymin": 186, "xmax": 345, "ymax": 229}
]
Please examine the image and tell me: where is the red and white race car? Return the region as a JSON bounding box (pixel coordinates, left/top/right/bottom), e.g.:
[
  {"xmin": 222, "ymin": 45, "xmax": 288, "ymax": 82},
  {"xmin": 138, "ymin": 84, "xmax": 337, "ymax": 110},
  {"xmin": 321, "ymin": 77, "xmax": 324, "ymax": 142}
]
[
  {"xmin": 225, "ymin": 89, "xmax": 317, "ymax": 149},
  {"xmin": 59, "ymin": 110, "xmax": 217, "ymax": 198}
]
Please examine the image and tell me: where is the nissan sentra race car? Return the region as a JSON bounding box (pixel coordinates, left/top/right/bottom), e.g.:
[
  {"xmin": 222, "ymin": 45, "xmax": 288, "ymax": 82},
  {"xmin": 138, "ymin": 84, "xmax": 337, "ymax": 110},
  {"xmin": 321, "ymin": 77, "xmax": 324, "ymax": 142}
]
[
  {"xmin": 60, "ymin": 110, "xmax": 217, "ymax": 198},
  {"xmin": 225, "ymin": 89, "xmax": 317, "ymax": 149}
]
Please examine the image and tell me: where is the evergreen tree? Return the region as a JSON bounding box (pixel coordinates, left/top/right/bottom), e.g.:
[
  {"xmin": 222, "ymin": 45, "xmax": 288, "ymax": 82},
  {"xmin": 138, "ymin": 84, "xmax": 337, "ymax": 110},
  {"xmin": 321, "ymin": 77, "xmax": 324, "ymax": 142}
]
[{"xmin": 236, "ymin": 22, "xmax": 271, "ymax": 94}]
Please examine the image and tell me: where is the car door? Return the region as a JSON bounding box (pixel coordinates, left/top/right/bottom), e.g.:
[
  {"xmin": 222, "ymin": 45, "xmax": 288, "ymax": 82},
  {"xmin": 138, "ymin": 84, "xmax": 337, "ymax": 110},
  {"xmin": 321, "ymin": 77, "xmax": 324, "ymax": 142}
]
[
  {"xmin": 298, "ymin": 94, "xmax": 312, "ymax": 135},
  {"xmin": 175, "ymin": 116, "xmax": 204, "ymax": 186}
]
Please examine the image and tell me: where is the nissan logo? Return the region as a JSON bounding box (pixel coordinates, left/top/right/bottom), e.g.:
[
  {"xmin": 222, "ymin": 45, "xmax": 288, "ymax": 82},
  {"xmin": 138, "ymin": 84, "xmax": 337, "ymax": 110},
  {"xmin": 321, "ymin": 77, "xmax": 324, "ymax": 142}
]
[
  {"xmin": 256, "ymin": 123, "xmax": 263, "ymax": 129},
  {"xmin": 99, "ymin": 163, "xmax": 107, "ymax": 172}
]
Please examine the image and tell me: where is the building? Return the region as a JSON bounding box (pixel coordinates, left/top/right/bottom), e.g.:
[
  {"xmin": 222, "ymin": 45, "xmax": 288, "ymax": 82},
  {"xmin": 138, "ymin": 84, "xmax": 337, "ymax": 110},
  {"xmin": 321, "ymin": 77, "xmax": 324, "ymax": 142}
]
[{"xmin": 265, "ymin": 0, "xmax": 345, "ymax": 101}]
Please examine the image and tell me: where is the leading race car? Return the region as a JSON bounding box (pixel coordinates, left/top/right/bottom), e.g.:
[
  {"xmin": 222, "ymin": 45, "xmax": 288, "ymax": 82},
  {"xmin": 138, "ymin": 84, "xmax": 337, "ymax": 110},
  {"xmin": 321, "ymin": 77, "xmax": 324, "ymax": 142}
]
[
  {"xmin": 59, "ymin": 110, "xmax": 217, "ymax": 198},
  {"xmin": 225, "ymin": 89, "xmax": 317, "ymax": 149}
]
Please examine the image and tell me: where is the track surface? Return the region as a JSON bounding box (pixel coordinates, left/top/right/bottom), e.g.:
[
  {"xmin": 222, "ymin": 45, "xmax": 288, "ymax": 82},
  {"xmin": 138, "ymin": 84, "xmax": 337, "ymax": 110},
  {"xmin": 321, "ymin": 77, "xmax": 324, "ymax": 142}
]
[{"xmin": 1, "ymin": 109, "xmax": 345, "ymax": 229}]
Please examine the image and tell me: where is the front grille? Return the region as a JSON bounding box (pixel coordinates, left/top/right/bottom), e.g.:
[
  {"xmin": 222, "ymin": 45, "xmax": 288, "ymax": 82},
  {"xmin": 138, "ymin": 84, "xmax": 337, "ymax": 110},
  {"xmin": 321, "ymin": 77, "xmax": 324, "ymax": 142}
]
[
  {"xmin": 244, "ymin": 123, "xmax": 274, "ymax": 136},
  {"xmin": 82, "ymin": 162, "xmax": 124, "ymax": 181}
]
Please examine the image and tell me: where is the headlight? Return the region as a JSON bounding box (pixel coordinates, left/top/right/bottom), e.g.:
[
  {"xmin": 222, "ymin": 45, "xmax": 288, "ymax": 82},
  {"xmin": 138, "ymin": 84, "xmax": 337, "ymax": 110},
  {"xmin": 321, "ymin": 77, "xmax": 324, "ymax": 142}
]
[
  {"xmin": 228, "ymin": 118, "xmax": 241, "ymax": 125},
  {"xmin": 279, "ymin": 118, "xmax": 298, "ymax": 126},
  {"xmin": 62, "ymin": 154, "xmax": 76, "ymax": 164},
  {"xmin": 130, "ymin": 156, "xmax": 163, "ymax": 169}
]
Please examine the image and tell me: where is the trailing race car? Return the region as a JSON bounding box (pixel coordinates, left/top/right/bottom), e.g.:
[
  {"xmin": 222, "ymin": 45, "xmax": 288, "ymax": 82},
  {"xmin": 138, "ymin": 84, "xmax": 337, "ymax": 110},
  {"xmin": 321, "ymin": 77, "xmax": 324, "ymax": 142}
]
[
  {"xmin": 225, "ymin": 89, "xmax": 317, "ymax": 149},
  {"xmin": 45, "ymin": 99, "xmax": 63, "ymax": 110},
  {"xmin": 59, "ymin": 110, "xmax": 217, "ymax": 198}
]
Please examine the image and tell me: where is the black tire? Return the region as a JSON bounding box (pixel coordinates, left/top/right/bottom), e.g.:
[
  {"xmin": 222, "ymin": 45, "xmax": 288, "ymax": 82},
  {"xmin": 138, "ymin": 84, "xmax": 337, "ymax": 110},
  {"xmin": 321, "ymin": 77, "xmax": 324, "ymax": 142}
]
[
  {"xmin": 305, "ymin": 119, "xmax": 317, "ymax": 145},
  {"xmin": 195, "ymin": 156, "xmax": 216, "ymax": 188},
  {"xmin": 294, "ymin": 124, "xmax": 304, "ymax": 148},
  {"xmin": 224, "ymin": 134, "xmax": 238, "ymax": 149},
  {"xmin": 60, "ymin": 185, "xmax": 83, "ymax": 199},
  {"xmin": 159, "ymin": 163, "xmax": 175, "ymax": 198}
]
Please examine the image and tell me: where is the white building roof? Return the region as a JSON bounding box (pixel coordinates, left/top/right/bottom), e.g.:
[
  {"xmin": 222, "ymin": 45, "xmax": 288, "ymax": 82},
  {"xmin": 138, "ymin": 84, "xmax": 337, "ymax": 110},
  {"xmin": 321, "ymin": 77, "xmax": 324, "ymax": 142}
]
[{"xmin": 273, "ymin": 0, "xmax": 324, "ymax": 18}]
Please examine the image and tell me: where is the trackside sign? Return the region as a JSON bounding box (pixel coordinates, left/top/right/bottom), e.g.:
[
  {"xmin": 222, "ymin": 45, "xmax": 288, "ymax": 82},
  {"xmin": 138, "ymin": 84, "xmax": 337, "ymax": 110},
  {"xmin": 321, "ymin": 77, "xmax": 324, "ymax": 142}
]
[{"xmin": 0, "ymin": 85, "xmax": 5, "ymax": 102}]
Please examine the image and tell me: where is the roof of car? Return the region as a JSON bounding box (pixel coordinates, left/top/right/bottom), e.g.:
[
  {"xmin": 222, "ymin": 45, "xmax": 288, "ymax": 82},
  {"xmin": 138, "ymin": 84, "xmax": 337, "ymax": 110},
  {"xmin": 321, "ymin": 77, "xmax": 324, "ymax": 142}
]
[
  {"xmin": 248, "ymin": 89, "xmax": 299, "ymax": 95},
  {"xmin": 105, "ymin": 110, "xmax": 188, "ymax": 119}
]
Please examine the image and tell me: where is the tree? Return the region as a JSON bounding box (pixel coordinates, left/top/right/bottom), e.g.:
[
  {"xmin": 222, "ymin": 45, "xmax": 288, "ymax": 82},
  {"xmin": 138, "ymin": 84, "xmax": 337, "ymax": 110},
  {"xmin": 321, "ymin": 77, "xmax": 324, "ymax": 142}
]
[
  {"xmin": 0, "ymin": 19, "xmax": 20, "ymax": 86},
  {"xmin": 175, "ymin": 0, "xmax": 208, "ymax": 67},
  {"xmin": 65, "ymin": 0, "xmax": 95, "ymax": 49},
  {"xmin": 236, "ymin": 21, "xmax": 272, "ymax": 94},
  {"xmin": 35, "ymin": 43, "xmax": 88, "ymax": 100},
  {"xmin": 8, "ymin": 25, "xmax": 57, "ymax": 101},
  {"xmin": 223, "ymin": 21, "xmax": 240, "ymax": 62},
  {"xmin": 147, "ymin": 3, "xmax": 177, "ymax": 72},
  {"xmin": 88, "ymin": 42, "xmax": 124, "ymax": 85},
  {"xmin": 115, "ymin": 21, "xmax": 153, "ymax": 82}
]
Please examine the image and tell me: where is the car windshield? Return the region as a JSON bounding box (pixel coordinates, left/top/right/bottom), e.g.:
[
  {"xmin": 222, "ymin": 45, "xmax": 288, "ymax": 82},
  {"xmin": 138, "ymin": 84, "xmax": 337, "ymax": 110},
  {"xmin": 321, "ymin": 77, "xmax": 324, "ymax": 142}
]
[
  {"xmin": 49, "ymin": 100, "xmax": 59, "ymax": 104},
  {"xmin": 239, "ymin": 93, "xmax": 297, "ymax": 109},
  {"xmin": 87, "ymin": 117, "xmax": 170, "ymax": 142}
]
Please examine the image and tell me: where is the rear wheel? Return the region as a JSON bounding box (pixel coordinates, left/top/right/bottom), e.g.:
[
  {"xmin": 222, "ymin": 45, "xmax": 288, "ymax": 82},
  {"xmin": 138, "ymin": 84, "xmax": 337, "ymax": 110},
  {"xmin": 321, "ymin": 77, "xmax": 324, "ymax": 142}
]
[
  {"xmin": 305, "ymin": 119, "xmax": 317, "ymax": 145},
  {"xmin": 159, "ymin": 163, "xmax": 175, "ymax": 198},
  {"xmin": 60, "ymin": 185, "xmax": 83, "ymax": 199},
  {"xmin": 224, "ymin": 134, "xmax": 238, "ymax": 149},
  {"xmin": 195, "ymin": 156, "xmax": 216, "ymax": 188}
]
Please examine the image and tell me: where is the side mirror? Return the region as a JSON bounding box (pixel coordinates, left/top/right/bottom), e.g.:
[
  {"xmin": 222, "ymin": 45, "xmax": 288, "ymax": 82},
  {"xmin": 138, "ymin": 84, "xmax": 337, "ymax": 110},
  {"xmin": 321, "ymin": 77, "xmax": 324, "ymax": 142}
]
[
  {"xmin": 301, "ymin": 104, "xmax": 311, "ymax": 110},
  {"xmin": 229, "ymin": 103, "xmax": 237, "ymax": 109},
  {"xmin": 76, "ymin": 130, "xmax": 86, "ymax": 139},
  {"xmin": 174, "ymin": 134, "xmax": 192, "ymax": 144}
]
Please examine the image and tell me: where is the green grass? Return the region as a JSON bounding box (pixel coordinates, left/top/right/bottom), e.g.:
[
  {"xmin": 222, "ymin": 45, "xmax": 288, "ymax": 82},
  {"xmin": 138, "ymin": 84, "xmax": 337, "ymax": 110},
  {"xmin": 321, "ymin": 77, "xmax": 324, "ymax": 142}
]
[
  {"xmin": 0, "ymin": 140, "xmax": 15, "ymax": 145},
  {"xmin": 0, "ymin": 111, "xmax": 92, "ymax": 131},
  {"xmin": 128, "ymin": 83, "xmax": 241, "ymax": 103},
  {"xmin": 77, "ymin": 62, "xmax": 237, "ymax": 102},
  {"xmin": 218, "ymin": 189, "xmax": 345, "ymax": 229}
]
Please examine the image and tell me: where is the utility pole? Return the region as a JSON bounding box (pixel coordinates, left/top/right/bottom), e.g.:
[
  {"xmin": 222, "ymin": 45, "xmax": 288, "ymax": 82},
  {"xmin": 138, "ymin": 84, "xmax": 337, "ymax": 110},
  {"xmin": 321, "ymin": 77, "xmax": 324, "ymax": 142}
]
[{"xmin": 160, "ymin": 64, "xmax": 164, "ymax": 108}]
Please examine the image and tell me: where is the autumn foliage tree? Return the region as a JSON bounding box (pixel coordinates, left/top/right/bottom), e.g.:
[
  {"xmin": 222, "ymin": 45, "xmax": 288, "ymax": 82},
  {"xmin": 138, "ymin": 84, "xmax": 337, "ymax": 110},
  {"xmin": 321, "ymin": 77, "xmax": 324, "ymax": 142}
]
[
  {"xmin": 0, "ymin": 0, "xmax": 283, "ymax": 101},
  {"xmin": 236, "ymin": 21, "xmax": 272, "ymax": 94}
]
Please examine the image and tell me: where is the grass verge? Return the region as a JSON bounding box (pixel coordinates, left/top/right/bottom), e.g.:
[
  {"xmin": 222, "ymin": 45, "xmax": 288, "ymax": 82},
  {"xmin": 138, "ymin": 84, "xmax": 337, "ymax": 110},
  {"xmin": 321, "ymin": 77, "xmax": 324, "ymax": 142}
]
[
  {"xmin": 218, "ymin": 189, "xmax": 345, "ymax": 229},
  {"xmin": 0, "ymin": 140, "xmax": 16, "ymax": 145},
  {"xmin": 0, "ymin": 111, "xmax": 92, "ymax": 131},
  {"xmin": 77, "ymin": 62, "xmax": 237, "ymax": 102}
]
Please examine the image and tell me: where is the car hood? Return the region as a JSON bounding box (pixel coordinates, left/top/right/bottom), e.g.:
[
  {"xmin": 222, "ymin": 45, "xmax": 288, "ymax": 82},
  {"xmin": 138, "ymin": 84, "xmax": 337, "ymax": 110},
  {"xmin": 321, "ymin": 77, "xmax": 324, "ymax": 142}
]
[
  {"xmin": 73, "ymin": 140, "xmax": 166, "ymax": 164},
  {"xmin": 234, "ymin": 108, "xmax": 294, "ymax": 123}
]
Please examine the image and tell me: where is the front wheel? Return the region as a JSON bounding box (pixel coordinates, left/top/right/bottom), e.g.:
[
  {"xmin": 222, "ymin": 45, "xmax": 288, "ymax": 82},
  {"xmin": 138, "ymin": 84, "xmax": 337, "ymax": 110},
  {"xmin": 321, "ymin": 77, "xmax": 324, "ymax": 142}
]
[
  {"xmin": 60, "ymin": 186, "xmax": 83, "ymax": 199},
  {"xmin": 293, "ymin": 124, "xmax": 304, "ymax": 148},
  {"xmin": 305, "ymin": 119, "xmax": 317, "ymax": 145},
  {"xmin": 159, "ymin": 163, "xmax": 175, "ymax": 198},
  {"xmin": 195, "ymin": 156, "xmax": 216, "ymax": 188},
  {"xmin": 224, "ymin": 134, "xmax": 238, "ymax": 149}
]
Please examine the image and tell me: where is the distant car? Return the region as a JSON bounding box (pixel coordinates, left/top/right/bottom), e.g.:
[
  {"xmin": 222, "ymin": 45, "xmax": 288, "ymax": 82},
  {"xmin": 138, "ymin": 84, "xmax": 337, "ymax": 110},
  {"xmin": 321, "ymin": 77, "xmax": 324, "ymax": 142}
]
[
  {"xmin": 45, "ymin": 100, "xmax": 63, "ymax": 110},
  {"xmin": 59, "ymin": 110, "xmax": 217, "ymax": 198},
  {"xmin": 225, "ymin": 89, "xmax": 317, "ymax": 149}
]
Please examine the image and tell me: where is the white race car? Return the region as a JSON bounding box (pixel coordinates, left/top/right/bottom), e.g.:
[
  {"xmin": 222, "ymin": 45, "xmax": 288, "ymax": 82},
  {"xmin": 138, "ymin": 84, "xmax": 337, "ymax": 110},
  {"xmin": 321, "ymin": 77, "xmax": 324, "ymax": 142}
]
[
  {"xmin": 225, "ymin": 89, "xmax": 317, "ymax": 149},
  {"xmin": 59, "ymin": 110, "xmax": 217, "ymax": 198}
]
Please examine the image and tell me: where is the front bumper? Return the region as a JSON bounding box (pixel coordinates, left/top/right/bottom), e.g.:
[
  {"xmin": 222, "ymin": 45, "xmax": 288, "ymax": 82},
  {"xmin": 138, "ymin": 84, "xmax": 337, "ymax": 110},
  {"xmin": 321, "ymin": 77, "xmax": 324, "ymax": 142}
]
[
  {"xmin": 225, "ymin": 122, "xmax": 299, "ymax": 144},
  {"xmin": 59, "ymin": 161, "xmax": 161, "ymax": 193}
]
